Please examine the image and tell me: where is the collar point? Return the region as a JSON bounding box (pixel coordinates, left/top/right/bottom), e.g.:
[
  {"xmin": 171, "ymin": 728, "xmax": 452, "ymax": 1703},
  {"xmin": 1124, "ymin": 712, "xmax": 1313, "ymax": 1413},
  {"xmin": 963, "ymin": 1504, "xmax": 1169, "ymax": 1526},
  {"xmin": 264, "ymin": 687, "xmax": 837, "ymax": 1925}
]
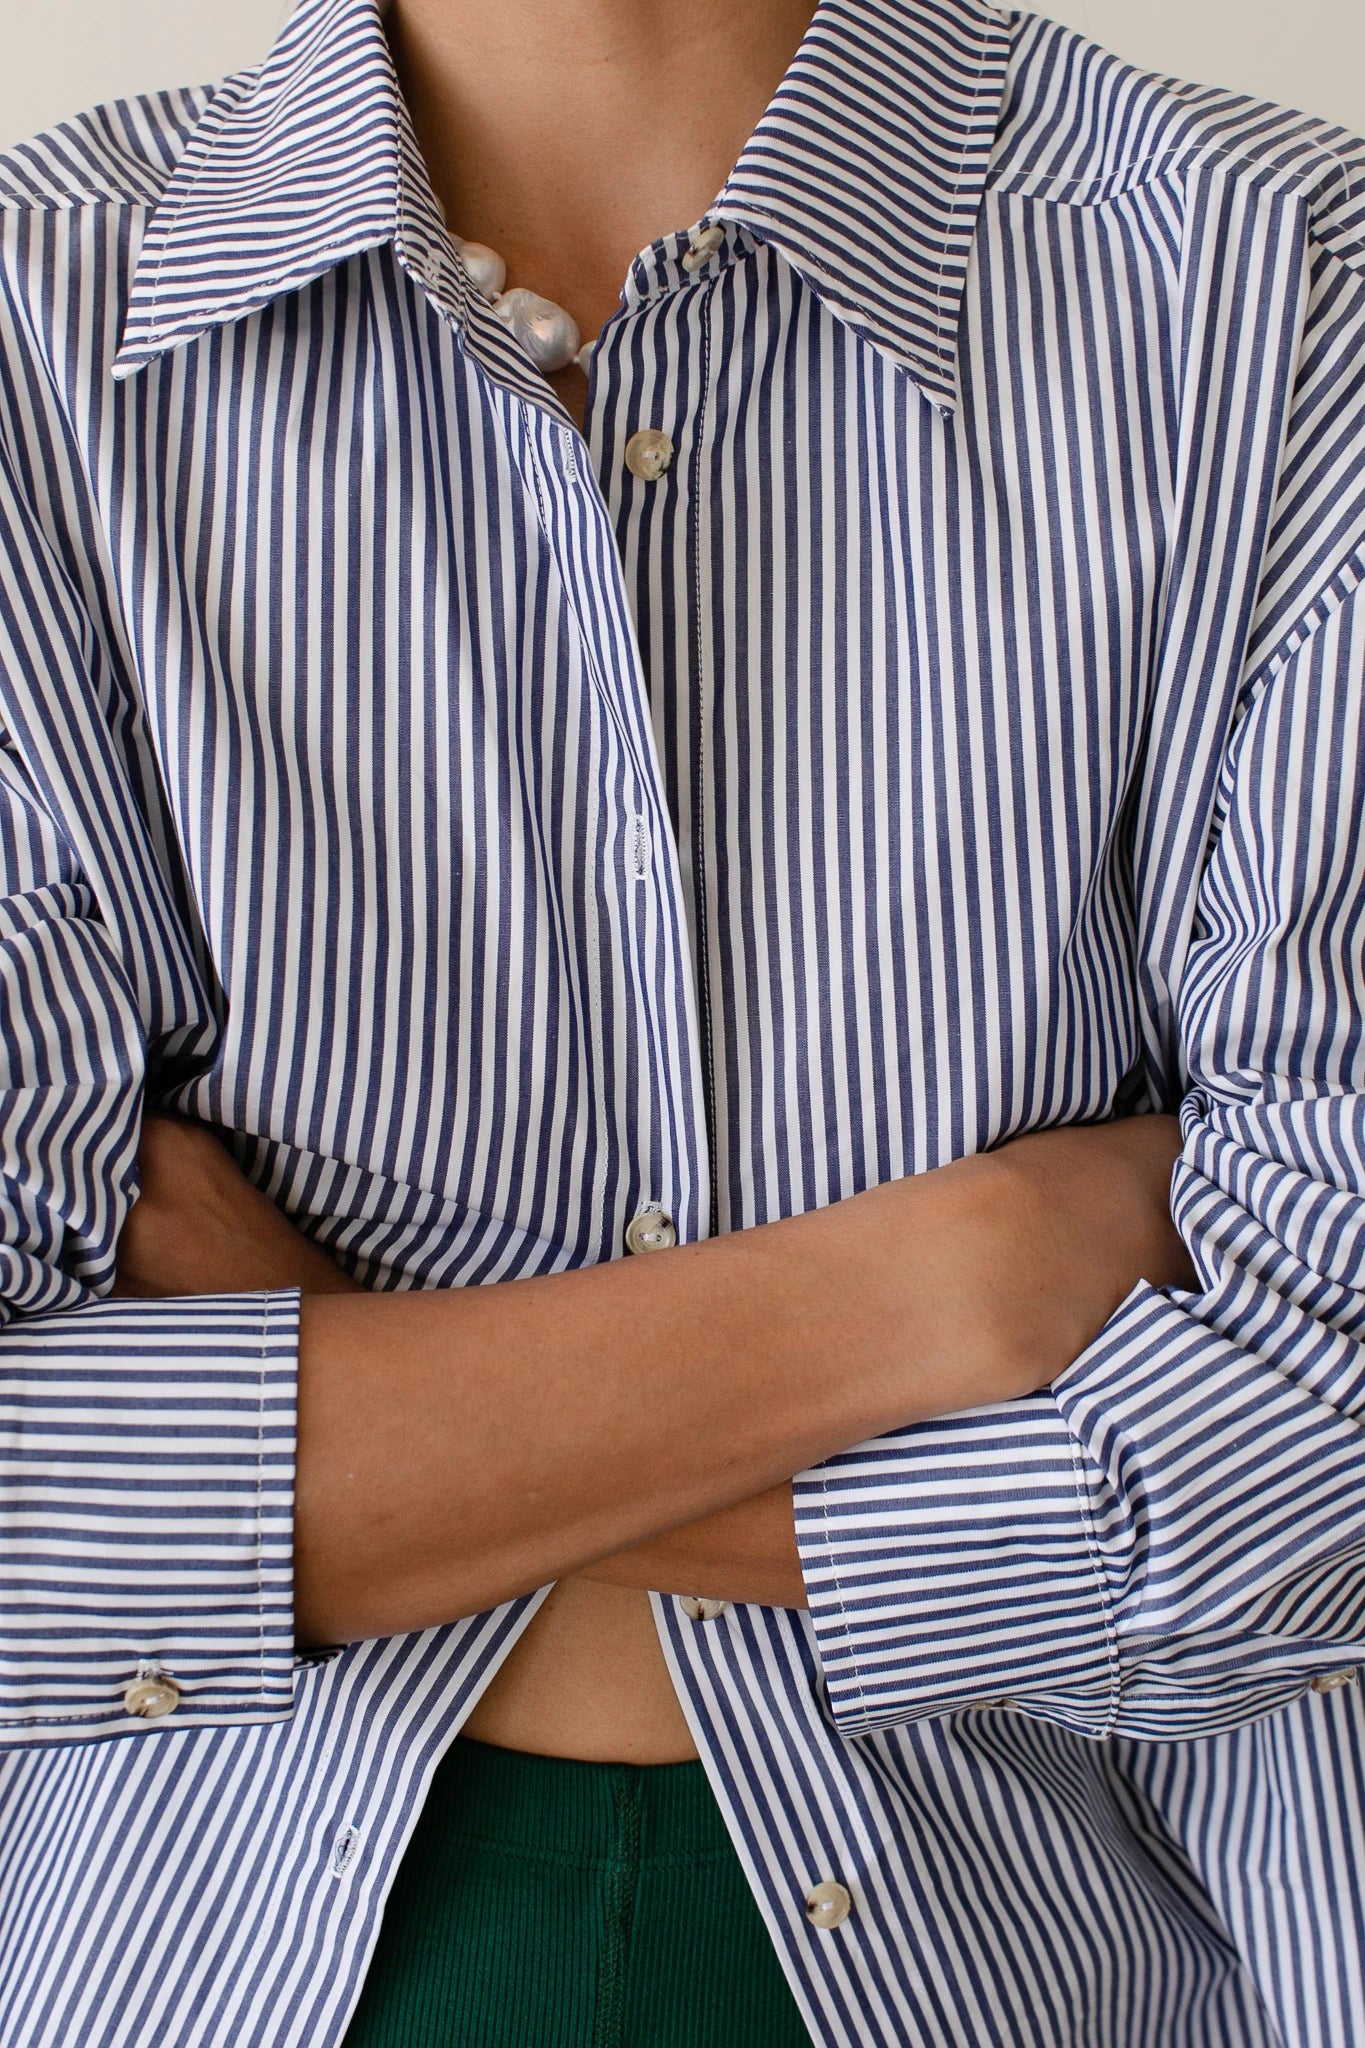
[
  {"xmin": 896, "ymin": 353, "xmax": 962, "ymax": 417},
  {"xmin": 109, "ymin": 320, "xmax": 179, "ymax": 380}
]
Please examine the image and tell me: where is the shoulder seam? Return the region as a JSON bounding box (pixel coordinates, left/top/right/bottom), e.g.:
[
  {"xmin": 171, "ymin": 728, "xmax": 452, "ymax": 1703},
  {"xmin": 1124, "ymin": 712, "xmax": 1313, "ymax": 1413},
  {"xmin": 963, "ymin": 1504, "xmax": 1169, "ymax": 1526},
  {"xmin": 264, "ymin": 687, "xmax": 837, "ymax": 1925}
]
[{"xmin": 995, "ymin": 10, "xmax": 1365, "ymax": 245}]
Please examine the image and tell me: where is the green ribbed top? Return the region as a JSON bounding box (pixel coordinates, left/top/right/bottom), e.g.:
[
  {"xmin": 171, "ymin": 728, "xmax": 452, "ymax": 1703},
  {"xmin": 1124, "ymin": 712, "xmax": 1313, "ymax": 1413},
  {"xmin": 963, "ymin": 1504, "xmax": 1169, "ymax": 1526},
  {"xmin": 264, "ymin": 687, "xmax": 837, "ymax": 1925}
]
[{"xmin": 342, "ymin": 1736, "xmax": 813, "ymax": 2046}]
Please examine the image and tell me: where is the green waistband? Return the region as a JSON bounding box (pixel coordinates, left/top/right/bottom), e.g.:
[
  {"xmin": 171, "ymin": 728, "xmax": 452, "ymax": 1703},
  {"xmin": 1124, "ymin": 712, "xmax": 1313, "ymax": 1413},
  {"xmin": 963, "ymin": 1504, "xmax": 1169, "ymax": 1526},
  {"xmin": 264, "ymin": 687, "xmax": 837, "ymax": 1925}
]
[
  {"xmin": 424, "ymin": 1736, "xmax": 727, "ymax": 1866},
  {"xmin": 342, "ymin": 1734, "xmax": 813, "ymax": 2046}
]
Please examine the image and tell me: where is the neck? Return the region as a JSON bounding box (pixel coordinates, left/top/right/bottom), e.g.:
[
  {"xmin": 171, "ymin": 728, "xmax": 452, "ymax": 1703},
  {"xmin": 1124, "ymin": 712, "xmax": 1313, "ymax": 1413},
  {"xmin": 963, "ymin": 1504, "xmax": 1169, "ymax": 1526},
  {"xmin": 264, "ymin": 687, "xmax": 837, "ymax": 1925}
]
[{"xmin": 384, "ymin": 0, "xmax": 818, "ymax": 342}]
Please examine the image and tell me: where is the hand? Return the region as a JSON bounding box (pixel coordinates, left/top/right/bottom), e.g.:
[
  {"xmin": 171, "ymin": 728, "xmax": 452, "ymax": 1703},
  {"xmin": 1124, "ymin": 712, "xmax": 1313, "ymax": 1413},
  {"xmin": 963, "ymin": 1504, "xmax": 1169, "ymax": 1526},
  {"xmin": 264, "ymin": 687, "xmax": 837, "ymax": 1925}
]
[
  {"xmin": 710, "ymin": 1109, "xmax": 1195, "ymax": 1436},
  {"xmin": 579, "ymin": 1113, "xmax": 1197, "ymax": 1610},
  {"xmin": 985, "ymin": 1111, "xmax": 1196, "ymax": 1384},
  {"xmin": 113, "ymin": 1112, "xmax": 363, "ymax": 1298}
]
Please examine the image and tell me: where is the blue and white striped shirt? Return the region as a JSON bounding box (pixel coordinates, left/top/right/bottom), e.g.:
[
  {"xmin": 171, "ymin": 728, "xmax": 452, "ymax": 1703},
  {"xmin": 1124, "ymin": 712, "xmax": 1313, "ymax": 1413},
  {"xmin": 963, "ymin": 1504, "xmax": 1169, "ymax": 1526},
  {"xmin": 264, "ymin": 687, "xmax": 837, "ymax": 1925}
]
[{"xmin": 2, "ymin": 0, "xmax": 1365, "ymax": 2039}]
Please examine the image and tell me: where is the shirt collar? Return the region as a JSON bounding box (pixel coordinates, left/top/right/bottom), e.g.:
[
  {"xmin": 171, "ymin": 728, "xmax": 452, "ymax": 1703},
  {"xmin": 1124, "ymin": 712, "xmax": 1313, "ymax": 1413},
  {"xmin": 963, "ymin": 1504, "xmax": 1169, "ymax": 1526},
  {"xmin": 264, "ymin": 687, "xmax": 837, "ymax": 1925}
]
[{"xmin": 112, "ymin": 0, "xmax": 1012, "ymax": 412}]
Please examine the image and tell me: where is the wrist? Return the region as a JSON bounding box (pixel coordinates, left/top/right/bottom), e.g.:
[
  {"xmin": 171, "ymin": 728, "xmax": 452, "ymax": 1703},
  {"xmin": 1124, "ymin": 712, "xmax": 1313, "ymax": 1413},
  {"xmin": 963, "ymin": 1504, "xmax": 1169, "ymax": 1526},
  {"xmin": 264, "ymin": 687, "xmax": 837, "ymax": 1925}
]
[{"xmin": 738, "ymin": 1153, "xmax": 1027, "ymax": 1438}]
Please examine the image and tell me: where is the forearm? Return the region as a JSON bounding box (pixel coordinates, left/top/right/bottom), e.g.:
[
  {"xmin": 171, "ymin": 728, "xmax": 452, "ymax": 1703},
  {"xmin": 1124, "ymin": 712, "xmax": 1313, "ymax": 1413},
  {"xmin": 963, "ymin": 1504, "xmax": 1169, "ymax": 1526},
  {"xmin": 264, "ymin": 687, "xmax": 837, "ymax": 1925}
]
[
  {"xmin": 295, "ymin": 1164, "xmax": 999, "ymax": 1642},
  {"xmin": 295, "ymin": 1116, "xmax": 1190, "ymax": 1643},
  {"xmin": 577, "ymin": 1484, "xmax": 805, "ymax": 1609},
  {"xmin": 116, "ymin": 1112, "xmax": 1192, "ymax": 1648}
]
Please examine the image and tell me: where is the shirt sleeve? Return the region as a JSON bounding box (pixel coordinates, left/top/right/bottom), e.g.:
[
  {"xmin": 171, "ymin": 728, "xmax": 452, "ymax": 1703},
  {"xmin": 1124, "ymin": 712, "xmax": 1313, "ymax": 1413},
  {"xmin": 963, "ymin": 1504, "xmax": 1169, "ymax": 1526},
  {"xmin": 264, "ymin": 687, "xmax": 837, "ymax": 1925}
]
[
  {"xmin": 794, "ymin": 568, "xmax": 1365, "ymax": 1744},
  {"xmin": 0, "ymin": 426, "xmax": 302, "ymax": 1749}
]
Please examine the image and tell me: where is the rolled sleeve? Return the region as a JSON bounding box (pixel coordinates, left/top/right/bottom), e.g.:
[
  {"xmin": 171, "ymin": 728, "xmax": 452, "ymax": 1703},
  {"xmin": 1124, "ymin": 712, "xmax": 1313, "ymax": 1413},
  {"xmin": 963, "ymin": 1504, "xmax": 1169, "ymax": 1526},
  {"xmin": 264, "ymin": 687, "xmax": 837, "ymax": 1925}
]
[
  {"xmin": 800, "ymin": 581, "xmax": 1365, "ymax": 1746},
  {"xmin": 794, "ymin": 1390, "xmax": 1119, "ymax": 1739}
]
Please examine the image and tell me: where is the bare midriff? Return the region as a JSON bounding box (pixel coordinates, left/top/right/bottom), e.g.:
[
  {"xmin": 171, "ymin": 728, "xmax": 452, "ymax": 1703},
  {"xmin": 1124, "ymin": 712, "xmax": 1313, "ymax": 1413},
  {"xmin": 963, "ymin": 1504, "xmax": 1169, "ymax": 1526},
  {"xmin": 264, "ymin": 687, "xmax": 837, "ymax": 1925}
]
[{"xmin": 461, "ymin": 1575, "xmax": 701, "ymax": 1761}]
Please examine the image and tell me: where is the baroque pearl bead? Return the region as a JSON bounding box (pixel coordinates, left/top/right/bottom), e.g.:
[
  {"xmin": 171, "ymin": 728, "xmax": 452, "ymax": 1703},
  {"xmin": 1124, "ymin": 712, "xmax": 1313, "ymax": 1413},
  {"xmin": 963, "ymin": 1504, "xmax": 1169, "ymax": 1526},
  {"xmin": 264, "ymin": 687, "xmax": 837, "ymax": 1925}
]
[
  {"xmin": 490, "ymin": 287, "xmax": 581, "ymax": 375},
  {"xmin": 456, "ymin": 240, "xmax": 507, "ymax": 301}
]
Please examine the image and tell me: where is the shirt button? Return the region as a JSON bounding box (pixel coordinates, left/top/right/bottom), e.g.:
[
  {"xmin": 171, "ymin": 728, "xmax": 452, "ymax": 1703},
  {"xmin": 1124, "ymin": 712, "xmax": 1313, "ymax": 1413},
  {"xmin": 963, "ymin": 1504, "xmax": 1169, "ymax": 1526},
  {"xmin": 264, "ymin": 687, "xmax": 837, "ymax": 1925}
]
[
  {"xmin": 123, "ymin": 1670, "xmax": 181, "ymax": 1719},
  {"xmin": 1310, "ymin": 1670, "xmax": 1356, "ymax": 1694},
  {"xmin": 624, "ymin": 1208, "xmax": 676, "ymax": 1254},
  {"xmin": 805, "ymin": 1880, "xmax": 853, "ymax": 1930},
  {"xmin": 682, "ymin": 223, "xmax": 725, "ymax": 272},
  {"xmin": 680, "ymin": 1596, "xmax": 728, "ymax": 1621},
  {"xmin": 624, "ymin": 428, "xmax": 674, "ymax": 482}
]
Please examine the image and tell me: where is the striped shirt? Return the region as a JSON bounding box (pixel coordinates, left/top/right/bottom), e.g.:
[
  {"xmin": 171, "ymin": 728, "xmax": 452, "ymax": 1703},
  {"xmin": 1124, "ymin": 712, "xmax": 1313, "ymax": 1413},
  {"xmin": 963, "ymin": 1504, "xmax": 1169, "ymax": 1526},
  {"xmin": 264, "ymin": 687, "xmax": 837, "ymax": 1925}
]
[{"xmin": 1, "ymin": 0, "xmax": 1364, "ymax": 2038}]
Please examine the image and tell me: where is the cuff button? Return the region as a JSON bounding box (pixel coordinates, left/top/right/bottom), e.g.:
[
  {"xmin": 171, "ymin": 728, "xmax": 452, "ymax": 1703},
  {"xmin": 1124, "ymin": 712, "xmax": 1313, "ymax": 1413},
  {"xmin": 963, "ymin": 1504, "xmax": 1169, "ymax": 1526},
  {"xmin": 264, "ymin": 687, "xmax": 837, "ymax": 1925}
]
[{"xmin": 124, "ymin": 1669, "xmax": 181, "ymax": 1719}]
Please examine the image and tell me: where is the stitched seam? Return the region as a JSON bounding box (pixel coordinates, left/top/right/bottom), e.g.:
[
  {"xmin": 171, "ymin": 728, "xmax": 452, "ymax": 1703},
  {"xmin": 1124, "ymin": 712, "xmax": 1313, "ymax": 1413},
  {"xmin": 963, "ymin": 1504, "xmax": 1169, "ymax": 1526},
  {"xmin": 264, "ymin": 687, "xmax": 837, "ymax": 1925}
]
[
  {"xmin": 0, "ymin": 191, "xmax": 159, "ymax": 216},
  {"xmin": 147, "ymin": 80, "xmax": 254, "ymax": 325},
  {"xmin": 0, "ymin": 1706, "xmax": 129, "ymax": 1726},
  {"xmin": 258, "ymin": 1289, "xmax": 273, "ymax": 1697},
  {"xmin": 522, "ymin": 416, "xmax": 641, "ymax": 759},
  {"xmin": 140, "ymin": 243, "xmax": 357, "ymax": 342},
  {"xmin": 718, "ymin": 213, "xmax": 945, "ymax": 389},
  {"xmin": 1065, "ymin": 1425, "xmax": 1122, "ymax": 1738},
  {"xmin": 0, "ymin": 1695, "xmax": 291, "ymax": 1728},
  {"xmin": 521, "ymin": 418, "xmax": 610, "ymax": 1233},
  {"xmin": 814, "ymin": 1467, "xmax": 871, "ymax": 1730},
  {"xmin": 931, "ymin": 14, "xmax": 999, "ymax": 368},
  {"xmin": 991, "ymin": 138, "xmax": 1352, "ymax": 206},
  {"xmin": 683, "ymin": 280, "xmax": 733, "ymax": 1238}
]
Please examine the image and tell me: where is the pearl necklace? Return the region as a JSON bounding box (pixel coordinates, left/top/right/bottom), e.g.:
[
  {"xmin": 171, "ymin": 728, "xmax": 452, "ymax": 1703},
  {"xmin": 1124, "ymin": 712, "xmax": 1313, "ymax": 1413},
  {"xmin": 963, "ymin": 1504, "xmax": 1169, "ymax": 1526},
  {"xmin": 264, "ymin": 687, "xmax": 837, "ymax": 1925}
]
[
  {"xmin": 449, "ymin": 220, "xmax": 727, "ymax": 378},
  {"xmin": 450, "ymin": 234, "xmax": 593, "ymax": 376}
]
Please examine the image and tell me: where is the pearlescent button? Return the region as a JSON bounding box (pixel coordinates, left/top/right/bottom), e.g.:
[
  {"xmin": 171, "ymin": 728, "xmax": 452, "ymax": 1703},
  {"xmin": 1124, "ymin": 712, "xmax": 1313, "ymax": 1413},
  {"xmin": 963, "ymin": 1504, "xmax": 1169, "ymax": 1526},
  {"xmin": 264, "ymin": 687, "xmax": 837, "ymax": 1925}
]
[
  {"xmin": 625, "ymin": 428, "xmax": 675, "ymax": 482},
  {"xmin": 682, "ymin": 223, "xmax": 725, "ymax": 272},
  {"xmin": 123, "ymin": 1671, "xmax": 181, "ymax": 1719},
  {"xmin": 624, "ymin": 1208, "xmax": 676, "ymax": 1255},
  {"xmin": 805, "ymin": 1879, "xmax": 852, "ymax": 1930},
  {"xmin": 680, "ymin": 1596, "xmax": 728, "ymax": 1621},
  {"xmin": 1310, "ymin": 1670, "xmax": 1356, "ymax": 1694}
]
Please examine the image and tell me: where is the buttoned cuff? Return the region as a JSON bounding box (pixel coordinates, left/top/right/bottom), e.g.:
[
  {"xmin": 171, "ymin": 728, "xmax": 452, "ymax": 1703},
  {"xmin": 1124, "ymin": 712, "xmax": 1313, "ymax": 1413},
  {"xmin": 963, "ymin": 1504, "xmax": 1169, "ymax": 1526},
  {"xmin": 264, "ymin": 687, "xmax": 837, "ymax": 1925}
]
[
  {"xmin": 793, "ymin": 1392, "xmax": 1119, "ymax": 1739},
  {"xmin": 0, "ymin": 1288, "xmax": 300, "ymax": 1745}
]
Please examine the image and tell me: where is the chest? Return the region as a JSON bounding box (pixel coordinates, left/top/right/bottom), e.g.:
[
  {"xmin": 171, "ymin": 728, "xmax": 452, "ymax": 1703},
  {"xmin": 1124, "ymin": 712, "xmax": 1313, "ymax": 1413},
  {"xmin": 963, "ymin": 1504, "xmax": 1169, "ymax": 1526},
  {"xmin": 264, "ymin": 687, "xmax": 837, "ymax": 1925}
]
[{"xmin": 109, "ymin": 231, "xmax": 1198, "ymax": 1253}]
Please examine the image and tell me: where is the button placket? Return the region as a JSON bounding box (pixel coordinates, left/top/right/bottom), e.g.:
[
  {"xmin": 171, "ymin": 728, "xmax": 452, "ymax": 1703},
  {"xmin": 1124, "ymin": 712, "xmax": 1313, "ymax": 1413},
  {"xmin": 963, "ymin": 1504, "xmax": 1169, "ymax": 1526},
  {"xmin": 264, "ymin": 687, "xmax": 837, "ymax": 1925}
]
[{"xmin": 522, "ymin": 273, "xmax": 705, "ymax": 1263}]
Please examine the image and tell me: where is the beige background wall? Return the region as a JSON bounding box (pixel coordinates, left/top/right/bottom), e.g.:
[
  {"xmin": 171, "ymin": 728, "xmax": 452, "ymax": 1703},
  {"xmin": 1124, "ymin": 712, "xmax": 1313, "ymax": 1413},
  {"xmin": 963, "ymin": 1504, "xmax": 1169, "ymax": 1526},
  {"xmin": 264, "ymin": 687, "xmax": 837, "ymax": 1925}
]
[{"xmin": 2, "ymin": 0, "xmax": 1363, "ymax": 155}]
